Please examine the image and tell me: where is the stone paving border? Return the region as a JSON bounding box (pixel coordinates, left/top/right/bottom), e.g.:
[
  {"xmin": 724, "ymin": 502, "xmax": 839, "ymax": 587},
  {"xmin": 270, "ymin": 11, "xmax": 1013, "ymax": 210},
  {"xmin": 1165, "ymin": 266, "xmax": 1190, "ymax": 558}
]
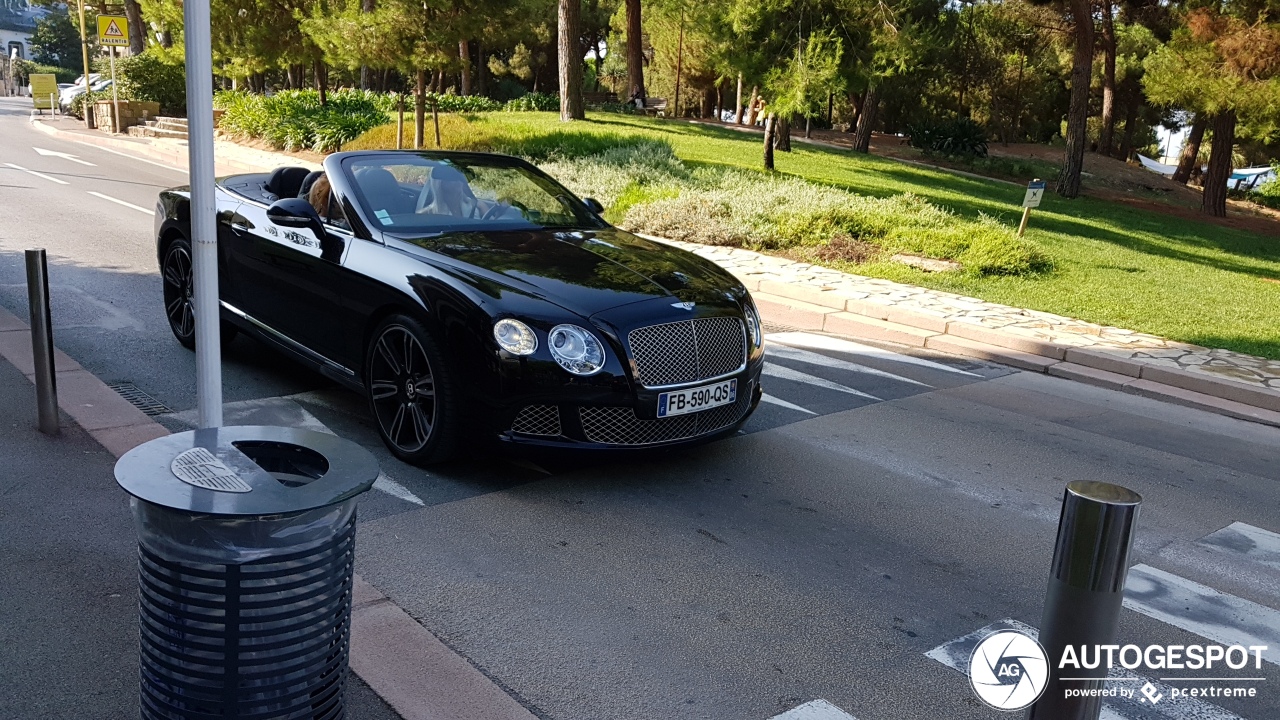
[{"xmin": 641, "ymin": 237, "xmax": 1280, "ymax": 428}]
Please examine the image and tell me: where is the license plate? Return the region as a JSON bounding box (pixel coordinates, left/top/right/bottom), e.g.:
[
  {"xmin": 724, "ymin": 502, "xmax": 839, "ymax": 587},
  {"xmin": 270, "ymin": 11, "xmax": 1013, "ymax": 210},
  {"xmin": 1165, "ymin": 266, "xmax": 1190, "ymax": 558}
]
[{"xmin": 657, "ymin": 379, "xmax": 737, "ymax": 418}]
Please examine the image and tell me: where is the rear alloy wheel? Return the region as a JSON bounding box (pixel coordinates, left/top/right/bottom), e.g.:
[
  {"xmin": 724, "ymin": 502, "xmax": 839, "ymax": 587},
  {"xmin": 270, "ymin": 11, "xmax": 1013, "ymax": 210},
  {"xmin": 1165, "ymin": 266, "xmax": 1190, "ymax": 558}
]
[
  {"xmin": 365, "ymin": 315, "xmax": 460, "ymax": 465},
  {"xmin": 161, "ymin": 237, "xmax": 235, "ymax": 350}
]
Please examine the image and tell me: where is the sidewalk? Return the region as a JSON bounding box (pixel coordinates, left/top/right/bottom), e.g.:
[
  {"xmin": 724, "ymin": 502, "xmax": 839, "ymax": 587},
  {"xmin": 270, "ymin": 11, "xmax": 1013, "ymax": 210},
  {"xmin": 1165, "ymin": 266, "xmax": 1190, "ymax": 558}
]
[{"xmin": 0, "ymin": 344, "xmax": 400, "ymax": 717}]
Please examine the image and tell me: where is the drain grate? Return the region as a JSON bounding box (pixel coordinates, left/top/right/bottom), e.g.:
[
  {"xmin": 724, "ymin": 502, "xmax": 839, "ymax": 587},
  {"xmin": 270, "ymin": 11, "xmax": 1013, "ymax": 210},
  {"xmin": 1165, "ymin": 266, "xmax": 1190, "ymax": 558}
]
[{"xmin": 107, "ymin": 382, "xmax": 171, "ymax": 416}]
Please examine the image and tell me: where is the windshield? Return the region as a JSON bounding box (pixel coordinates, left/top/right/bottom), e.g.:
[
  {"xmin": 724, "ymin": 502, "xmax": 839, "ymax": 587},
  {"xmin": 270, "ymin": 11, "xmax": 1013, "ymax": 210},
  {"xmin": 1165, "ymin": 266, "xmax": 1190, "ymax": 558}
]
[{"xmin": 342, "ymin": 154, "xmax": 600, "ymax": 235}]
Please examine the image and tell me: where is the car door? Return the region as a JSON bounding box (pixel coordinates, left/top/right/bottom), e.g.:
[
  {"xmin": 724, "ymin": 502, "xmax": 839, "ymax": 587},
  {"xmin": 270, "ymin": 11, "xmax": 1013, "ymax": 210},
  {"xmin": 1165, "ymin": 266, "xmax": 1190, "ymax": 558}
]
[{"xmin": 228, "ymin": 199, "xmax": 355, "ymax": 367}]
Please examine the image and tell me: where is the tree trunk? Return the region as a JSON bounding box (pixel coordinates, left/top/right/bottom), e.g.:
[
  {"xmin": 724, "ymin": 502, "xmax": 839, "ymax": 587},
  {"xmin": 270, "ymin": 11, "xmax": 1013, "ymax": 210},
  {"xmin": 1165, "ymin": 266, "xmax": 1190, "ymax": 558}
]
[
  {"xmin": 734, "ymin": 73, "xmax": 743, "ymax": 124},
  {"xmin": 852, "ymin": 85, "xmax": 878, "ymax": 153},
  {"xmin": 1172, "ymin": 115, "xmax": 1206, "ymax": 185},
  {"xmin": 414, "ymin": 69, "xmax": 426, "ymax": 149},
  {"xmin": 1202, "ymin": 110, "xmax": 1235, "ymax": 217},
  {"xmin": 1118, "ymin": 94, "xmax": 1139, "ymax": 161},
  {"xmin": 313, "ymin": 60, "xmax": 327, "ymax": 105},
  {"xmin": 673, "ymin": 9, "xmax": 684, "ymax": 117},
  {"xmin": 558, "ymin": 0, "xmax": 584, "ymax": 121},
  {"xmin": 625, "ymin": 0, "xmax": 645, "ymax": 101},
  {"xmin": 1097, "ymin": 0, "xmax": 1117, "ymax": 156},
  {"xmin": 805, "ymin": 115, "xmax": 811, "ymax": 139},
  {"xmin": 459, "ymin": 40, "xmax": 471, "ymax": 96},
  {"xmin": 359, "ymin": 0, "xmax": 376, "ymax": 89},
  {"xmin": 476, "ymin": 41, "xmax": 487, "ymax": 96},
  {"xmin": 763, "ymin": 114, "xmax": 775, "ymax": 171},
  {"xmin": 744, "ymin": 85, "xmax": 759, "ymax": 125},
  {"xmin": 775, "ymin": 116, "xmax": 791, "ymax": 151},
  {"xmin": 1057, "ymin": 0, "xmax": 1094, "ymax": 198},
  {"xmin": 124, "ymin": 0, "xmax": 145, "ymax": 55}
]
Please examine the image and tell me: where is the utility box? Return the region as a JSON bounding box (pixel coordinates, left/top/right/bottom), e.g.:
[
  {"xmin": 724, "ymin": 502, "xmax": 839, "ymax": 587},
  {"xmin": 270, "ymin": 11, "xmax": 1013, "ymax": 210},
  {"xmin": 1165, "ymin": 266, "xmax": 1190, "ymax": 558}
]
[{"xmin": 115, "ymin": 426, "xmax": 379, "ymax": 720}]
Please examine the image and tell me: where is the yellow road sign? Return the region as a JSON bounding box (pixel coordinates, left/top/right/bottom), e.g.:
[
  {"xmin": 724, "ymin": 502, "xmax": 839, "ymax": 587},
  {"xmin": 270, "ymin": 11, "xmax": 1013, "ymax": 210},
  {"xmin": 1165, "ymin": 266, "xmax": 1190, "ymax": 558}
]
[
  {"xmin": 30, "ymin": 74, "xmax": 58, "ymax": 110},
  {"xmin": 97, "ymin": 15, "xmax": 129, "ymax": 46}
]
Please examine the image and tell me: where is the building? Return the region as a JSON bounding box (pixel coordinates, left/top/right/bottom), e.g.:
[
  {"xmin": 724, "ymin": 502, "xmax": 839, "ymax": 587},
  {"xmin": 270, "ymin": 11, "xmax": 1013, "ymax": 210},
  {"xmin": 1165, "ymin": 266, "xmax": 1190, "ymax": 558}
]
[{"xmin": 0, "ymin": 0, "xmax": 48, "ymax": 61}]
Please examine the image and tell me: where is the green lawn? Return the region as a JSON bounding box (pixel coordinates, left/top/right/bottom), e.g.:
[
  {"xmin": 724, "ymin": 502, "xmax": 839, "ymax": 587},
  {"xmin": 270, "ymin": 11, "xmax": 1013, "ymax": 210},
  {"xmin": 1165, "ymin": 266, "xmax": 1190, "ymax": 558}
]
[{"xmin": 349, "ymin": 112, "xmax": 1280, "ymax": 359}]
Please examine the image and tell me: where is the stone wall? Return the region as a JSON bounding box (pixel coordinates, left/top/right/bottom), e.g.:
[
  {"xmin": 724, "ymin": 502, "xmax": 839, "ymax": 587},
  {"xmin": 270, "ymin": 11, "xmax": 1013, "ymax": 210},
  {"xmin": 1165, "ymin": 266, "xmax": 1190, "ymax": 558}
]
[{"xmin": 93, "ymin": 100, "xmax": 161, "ymax": 134}]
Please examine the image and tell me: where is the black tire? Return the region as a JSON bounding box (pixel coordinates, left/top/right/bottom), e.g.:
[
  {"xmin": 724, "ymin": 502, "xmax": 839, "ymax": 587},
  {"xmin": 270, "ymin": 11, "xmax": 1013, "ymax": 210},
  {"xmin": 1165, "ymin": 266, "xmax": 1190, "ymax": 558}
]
[
  {"xmin": 364, "ymin": 314, "xmax": 461, "ymax": 465},
  {"xmin": 161, "ymin": 237, "xmax": 236, "ymax": 350}
]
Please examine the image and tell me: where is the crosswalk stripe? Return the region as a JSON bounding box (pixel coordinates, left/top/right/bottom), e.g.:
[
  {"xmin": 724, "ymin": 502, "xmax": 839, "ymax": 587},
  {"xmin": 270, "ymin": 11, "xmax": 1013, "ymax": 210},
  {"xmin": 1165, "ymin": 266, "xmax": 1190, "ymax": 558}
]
[
  {"xmin": 762, "ymin": 362, "xmax": 881, "ymax": 401},
  {"xmin": 926, "ymin": 620, "xmax": 1245, "ymax": 720},
  {"xmin": 1197, "ymin": 522, "xmax": 1280, "ymax": 570},
  {"xmin": 766, "ymin": 343, "xmax": 931, "ymax": 387},
  {"xmin": 1124, "ymin": 564, "xmax": 1280, "ymax": 667},
  {"xmin": 767, "ymin": 699, "xmax": 857, "ymax": 720},
  {"xmin": 766, "ymin": 331, "xmax": 981, "ymax": 377},
  {"xmin": 761, "ymin": 393, "xmax": 817, "ymax": 414}
]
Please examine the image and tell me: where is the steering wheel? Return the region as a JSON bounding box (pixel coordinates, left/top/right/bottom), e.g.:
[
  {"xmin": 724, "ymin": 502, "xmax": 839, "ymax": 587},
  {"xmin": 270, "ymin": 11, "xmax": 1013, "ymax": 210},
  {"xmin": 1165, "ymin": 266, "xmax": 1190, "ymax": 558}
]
[{"xmin": 480, "ymin": 203, "xmax": 509, "ymax": 221}]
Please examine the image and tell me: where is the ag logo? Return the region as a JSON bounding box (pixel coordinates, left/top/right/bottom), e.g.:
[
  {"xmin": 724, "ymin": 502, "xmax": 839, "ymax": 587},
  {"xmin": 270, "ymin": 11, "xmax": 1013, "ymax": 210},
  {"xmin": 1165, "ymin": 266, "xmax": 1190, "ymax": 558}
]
[{"xmin": 968, "ymin": 630, "xmax": 1049, "ymax": 711}]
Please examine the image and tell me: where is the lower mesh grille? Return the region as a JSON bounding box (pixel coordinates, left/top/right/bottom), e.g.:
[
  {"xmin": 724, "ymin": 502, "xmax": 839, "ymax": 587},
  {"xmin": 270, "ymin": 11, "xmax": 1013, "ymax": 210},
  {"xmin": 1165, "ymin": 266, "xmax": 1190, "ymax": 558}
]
[
  {"xmin": 510, "ymin": 405, "xmax": 562, "ymax": 436},
  {"xmin": 579, "ymin": 383, "xmax": 753, "ymax": 446}
]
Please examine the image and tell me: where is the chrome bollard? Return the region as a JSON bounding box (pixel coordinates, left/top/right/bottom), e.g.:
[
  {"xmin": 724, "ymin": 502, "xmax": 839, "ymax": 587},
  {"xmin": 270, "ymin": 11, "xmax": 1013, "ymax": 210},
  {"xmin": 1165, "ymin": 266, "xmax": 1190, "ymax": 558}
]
[
  {"xmin": 25, "ymin": 249, "xmax": 58, "ymax": 435},
  {"xmin": 1027, "ymin": 481, "xmax": 1141, "ymax": 720}
]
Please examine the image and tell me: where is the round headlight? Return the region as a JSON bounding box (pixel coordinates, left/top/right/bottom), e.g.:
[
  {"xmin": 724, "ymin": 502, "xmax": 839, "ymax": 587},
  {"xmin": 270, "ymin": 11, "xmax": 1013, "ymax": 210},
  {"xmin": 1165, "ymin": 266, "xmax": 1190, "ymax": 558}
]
[
  {"xmin": 548, "ymin": 324, "xmax": 605, "ymax": 375},
  {"xmin": 493, "ymin": 318, "xmax": 537, "ymax": 356},
  {"xmin": 744, "ymin": 298, "xmax": 763, "ymax": 348}
]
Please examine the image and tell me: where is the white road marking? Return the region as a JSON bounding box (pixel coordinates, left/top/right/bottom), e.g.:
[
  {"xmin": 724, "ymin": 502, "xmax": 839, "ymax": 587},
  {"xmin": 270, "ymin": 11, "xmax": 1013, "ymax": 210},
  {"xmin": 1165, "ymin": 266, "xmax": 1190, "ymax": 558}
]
[
  {"xmin": 767, "ymin": 331, "xmax": 980, "ymax": 376},
  {"xmin": 4, "ymin": 161, "xmax": 69, "ymax": 185},
  {"xmin": 87, "ymin": 190, "xmax": 154, "ymax": 215},
  {"xmin": 1197, "ymin": 522, "xmax": 1280, "ymax": 571},
  {"xmin": 767, "ymin": 343, "xmax": 931, "ymax": 387},
  {"xmin": 373, "ymin": 472, "xmax": 425, "ymax": 506},
  {"xmin": 1124, "ymin": 564, "xmax": 1280, "ymax": 666},
  {"xmin": 761, "ymin": 393, "xmax": 817, "ymax": 415},
  {"xmin": 79, "ymin": 140, "xmax": 187, "ymax": 173},
  {"xmin": 767, "ymin": 699, "xmax": 857, "ymax": 720},
  {"xmin": 928, "ymin": 619, "xmax": 1245, "ymax": 720},
  {"xmin": 762, "ymin": 362, "xmax": 881, "ymax": 401},
  {"xmin": 33, "ymin": 146, "xmax": 95, "ymax": 166}
]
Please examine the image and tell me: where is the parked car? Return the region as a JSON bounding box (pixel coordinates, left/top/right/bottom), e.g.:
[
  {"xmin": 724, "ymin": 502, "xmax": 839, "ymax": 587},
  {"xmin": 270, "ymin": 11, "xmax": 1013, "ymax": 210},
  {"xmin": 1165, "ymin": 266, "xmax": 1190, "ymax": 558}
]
[
  {"xmin": 154, "ymin": 151, "xmax": 765, "ymax": 464},
  {"xmin": 60, "ymin": 77, "xmax": 110, "ymax": 112}
]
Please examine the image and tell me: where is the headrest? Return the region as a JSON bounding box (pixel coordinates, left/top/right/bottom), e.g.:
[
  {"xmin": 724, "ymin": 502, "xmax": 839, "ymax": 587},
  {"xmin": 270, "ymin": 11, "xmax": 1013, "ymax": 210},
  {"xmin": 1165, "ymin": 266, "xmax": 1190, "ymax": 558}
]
[{"xmin": 265, "ymin": 166, "xmax": 311, "ymax": 200}]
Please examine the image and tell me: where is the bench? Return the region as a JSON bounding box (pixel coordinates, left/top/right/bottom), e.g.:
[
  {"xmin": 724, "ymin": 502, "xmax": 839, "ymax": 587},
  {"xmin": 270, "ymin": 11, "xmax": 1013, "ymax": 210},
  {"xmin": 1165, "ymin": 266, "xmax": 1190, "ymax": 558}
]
[
  {"xmin": 582, "ymin": 91, "xmax": 617, "ymax": 106},
  {"xmin": 640, "ymin": 97, "xmax": 668, "ymax": 116}
]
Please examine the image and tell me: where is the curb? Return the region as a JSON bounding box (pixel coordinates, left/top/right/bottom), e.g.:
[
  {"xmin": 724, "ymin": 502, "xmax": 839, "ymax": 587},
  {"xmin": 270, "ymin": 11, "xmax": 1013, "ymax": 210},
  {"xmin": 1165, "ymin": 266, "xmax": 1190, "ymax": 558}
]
[
  {"xmin": 751, "ymin": 291, "xmax": 1280, "ymax": 428},
  {"xmin": 0, "ymin": 308, "xmax": 525, "ymax": 719}
]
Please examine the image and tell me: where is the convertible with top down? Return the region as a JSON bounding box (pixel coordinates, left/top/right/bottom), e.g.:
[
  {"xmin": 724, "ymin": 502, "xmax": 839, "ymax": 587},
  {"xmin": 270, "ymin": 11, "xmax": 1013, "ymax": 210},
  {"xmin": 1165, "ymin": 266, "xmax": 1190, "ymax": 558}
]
[{"xmin": 156, "ymin": 150, "xmax": 764, "ymax": 464}]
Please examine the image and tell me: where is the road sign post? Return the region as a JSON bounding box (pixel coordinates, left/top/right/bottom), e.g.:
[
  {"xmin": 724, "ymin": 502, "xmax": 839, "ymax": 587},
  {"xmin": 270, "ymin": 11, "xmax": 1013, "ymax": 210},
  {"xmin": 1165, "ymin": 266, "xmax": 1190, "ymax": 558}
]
[
  {"xmin": 76, "ymin": 0, "xmax": 93, "ymax": 129},
  {"xmin": 1018, "ymin": 178, "xmax": 1045, "ymax": 237},
  {"xmin": 97, "ymin": 16, "xmax": 128, "ymax": 133},
  {"xmin": 183, "ymin": 0, "xmax": 223, "ymax": 428}
]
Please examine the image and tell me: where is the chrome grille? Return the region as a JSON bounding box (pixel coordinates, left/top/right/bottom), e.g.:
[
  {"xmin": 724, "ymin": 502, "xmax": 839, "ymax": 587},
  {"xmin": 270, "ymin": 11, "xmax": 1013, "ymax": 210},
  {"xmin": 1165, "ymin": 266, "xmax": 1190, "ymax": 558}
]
[
  {"xmin": 628, "ymin": 316, "xmax": 747, "ymax": 387},
  {"xmin": 579, "ymin": 382, "xmax": 753, "ymax": 446},
  {"xmin": 510, "ymin": 405, "xmax": 562, "ymax": 436}
]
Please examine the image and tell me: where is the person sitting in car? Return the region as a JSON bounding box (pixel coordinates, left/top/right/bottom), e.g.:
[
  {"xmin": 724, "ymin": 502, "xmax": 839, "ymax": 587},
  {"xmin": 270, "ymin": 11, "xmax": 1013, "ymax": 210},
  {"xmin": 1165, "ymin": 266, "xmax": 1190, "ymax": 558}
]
[{"xmin": 417, "ymin": 164, "xmax": 485, "ymax": 218}]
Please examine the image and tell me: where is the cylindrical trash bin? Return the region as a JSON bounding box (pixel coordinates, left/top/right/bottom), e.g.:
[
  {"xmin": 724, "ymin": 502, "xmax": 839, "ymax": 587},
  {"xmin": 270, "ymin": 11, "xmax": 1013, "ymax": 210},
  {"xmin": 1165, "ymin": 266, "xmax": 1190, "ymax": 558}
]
[{"xmin": 115, "ymin": 426, "xmax": 379, "ymax": 720}]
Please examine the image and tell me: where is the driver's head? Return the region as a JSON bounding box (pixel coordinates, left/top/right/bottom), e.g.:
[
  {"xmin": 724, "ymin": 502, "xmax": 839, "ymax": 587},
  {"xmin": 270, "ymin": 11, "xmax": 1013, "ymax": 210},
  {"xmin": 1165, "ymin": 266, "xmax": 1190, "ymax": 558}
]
[{"xmin": 430, "ymin": 165, "xmax": 469, "ymax": 208}]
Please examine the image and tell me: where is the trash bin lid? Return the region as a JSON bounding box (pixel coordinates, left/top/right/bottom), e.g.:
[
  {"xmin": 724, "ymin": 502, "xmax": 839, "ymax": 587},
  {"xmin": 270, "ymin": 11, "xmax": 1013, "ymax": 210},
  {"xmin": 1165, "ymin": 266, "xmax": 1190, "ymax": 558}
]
[{"xmin": 114, "ymin": 425, "xmax": 380, "ymax": 516}]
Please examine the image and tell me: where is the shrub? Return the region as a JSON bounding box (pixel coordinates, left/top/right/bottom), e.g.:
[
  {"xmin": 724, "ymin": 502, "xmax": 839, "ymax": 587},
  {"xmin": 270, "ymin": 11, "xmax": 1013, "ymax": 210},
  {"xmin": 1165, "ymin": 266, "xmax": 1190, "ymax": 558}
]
[
  {"xmin": 215, "ymin": 89, "xmax": 389, "ymax": 153},
  {"xmin": 69, "ymin": 88, "xmax": 112, "ymax": 119},
  {"xmin": 14, "ymin": 60, "xmax": 76, "ymax": 85},
  {"xmin": 343, "ymin": 114, "xmax": 661, "ymax": 161},
  {"xmin": 504, "ymin": 92, "xmax": 559, "ymax": 112},
  {"xmin": 114, "ymin": 50, "xmax": 186, "ymax": 115},
  {"xmin": 908, "ymin": 117, "xmax": 989, "ymax": 158}
]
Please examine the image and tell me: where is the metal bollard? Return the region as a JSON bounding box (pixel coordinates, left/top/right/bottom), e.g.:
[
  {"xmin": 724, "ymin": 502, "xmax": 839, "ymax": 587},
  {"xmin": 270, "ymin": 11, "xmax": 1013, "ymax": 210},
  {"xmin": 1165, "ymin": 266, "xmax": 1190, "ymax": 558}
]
[
  {"xmin": 25, "ymin": 249, "xmax": 58, "ymax": 435},
  {"xmin": 1027, "ymin": 481, "xmax": 1141, "ymax": 720}
]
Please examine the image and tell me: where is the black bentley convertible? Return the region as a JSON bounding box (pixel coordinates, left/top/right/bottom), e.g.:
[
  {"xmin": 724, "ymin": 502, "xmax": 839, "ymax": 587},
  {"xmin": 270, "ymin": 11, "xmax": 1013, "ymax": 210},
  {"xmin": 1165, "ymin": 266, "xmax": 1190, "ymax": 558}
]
[{"xmin": 156, "ymin": 151, "xmax": 764, "ymax": 464}]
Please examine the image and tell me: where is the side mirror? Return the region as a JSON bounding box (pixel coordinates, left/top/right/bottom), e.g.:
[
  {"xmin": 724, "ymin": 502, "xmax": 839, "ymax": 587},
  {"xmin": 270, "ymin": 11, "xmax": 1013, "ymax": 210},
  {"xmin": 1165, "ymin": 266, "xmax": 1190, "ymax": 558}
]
[
  {"xmin": 267, "ymin": 197, "xmax": 321, "ymax": 228},
  {"xmin": 583, "ymin": 197, "xmax": 604, "ymax": 214}
]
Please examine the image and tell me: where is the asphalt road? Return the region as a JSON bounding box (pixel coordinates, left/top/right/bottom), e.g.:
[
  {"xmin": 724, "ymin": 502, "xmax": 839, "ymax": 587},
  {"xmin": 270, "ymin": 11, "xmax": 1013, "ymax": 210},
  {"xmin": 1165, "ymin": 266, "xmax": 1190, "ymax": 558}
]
[{"xmin": 1, "ymin": 96, "xmax": 1278, "ymax": 720}]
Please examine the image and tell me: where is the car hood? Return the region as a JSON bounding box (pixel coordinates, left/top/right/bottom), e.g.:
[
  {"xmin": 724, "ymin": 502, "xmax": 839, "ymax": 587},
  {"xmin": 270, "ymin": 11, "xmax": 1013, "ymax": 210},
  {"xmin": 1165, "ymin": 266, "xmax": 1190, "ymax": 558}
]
[{"xmin": 393, "ymin": 227, "xmax": 744, "ymax": 315}]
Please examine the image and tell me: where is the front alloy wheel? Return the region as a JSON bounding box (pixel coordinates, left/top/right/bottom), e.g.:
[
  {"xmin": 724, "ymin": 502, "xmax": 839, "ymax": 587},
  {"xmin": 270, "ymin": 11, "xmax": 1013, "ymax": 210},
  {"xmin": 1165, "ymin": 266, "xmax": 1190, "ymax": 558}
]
[
  {"xmin": 366, "ymin": 315, "xmax": 460, "ymax": 464},
  {"xmin": 162, "ymin": 240, "xmax": 196, "ymax": 349}
]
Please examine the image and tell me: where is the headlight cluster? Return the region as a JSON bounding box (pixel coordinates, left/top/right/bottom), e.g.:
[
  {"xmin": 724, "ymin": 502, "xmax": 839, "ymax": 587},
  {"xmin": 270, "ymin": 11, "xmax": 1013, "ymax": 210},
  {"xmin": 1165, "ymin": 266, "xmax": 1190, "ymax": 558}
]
[
  {"xmin": 493, "ymin": 319, "xmax": 606, "ymax": 376},
  {"xmin": 743, "ymin": 297, "xmax": 763, "ymax": 348},
  {"xmin": 548, "ymin": 324, "xmax": 605, "ymax": 375},
  {"xmin": 493, "ymin": 319, "xmax": 537, "ymax": 355}
]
